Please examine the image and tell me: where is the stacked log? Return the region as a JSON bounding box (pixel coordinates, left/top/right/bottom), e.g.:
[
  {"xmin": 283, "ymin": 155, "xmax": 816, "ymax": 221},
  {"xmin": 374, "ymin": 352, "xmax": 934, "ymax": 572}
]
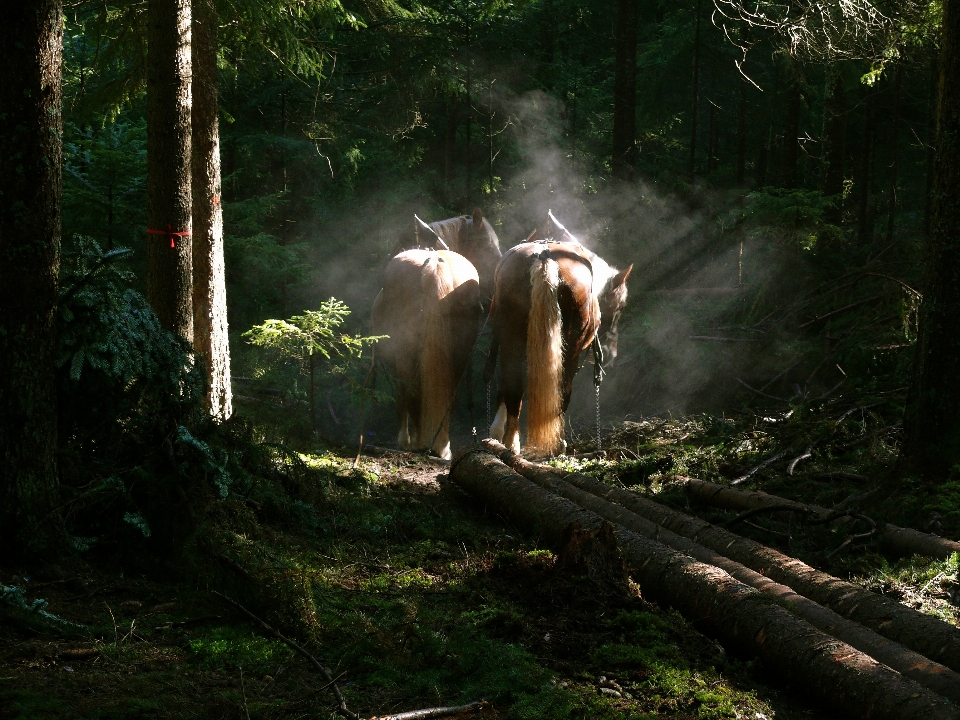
[
  {"xmin": 480, "ymin": 440, "xmax": 960, "ymax": 703},
  {"xmin": 450, "ymin": 446, "xmax": 960, "ymax": 720},
  {"xmin": 681, "ymin": 477, "xmax": 960, "ymax": 560}
]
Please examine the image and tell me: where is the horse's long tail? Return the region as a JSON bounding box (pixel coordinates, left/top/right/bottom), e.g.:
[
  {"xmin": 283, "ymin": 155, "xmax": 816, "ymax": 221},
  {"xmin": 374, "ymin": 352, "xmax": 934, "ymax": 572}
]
[
  {"xmin": 419, "ymin": 255, "xmax": 454, "ymax": 458},
  {"xmin": 526, "ymin": 254, "xmax": 564, "ymax": 454}
]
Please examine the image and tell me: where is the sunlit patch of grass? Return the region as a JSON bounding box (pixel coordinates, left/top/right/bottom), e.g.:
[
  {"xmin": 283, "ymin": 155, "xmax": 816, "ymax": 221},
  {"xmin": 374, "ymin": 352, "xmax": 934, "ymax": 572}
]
[
  {"xmin": 856, "ymin": 553, "xmax": 960, "ymax": 624},
  {"xmin": 188, "ymin": 625, "xmax": 294, "ymax": 671}
]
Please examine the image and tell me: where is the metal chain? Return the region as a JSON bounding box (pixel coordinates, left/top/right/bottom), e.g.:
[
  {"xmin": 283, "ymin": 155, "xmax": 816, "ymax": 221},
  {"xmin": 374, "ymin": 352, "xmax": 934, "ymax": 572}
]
[
  {"xmin": 486, "ymin": 381, "xmax": 491, "ymax": 429},
  {"xmin": 595, "ymin": 384, "xmax": 602, "ymax": 451}
]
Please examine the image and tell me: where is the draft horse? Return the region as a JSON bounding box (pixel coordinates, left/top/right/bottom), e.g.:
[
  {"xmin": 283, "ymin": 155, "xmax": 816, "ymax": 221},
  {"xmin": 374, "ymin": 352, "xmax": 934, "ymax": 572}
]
[
  {"xmin": 392, "ymin": 208, "xmax": 502, "ymax": 302},
  {"xmin": 372, "ymin": 249, "xmax": 483, "ymax": 460},
  {"xmin": 488, "ymin": 212, "xmax": 632, "ymax": 456}
]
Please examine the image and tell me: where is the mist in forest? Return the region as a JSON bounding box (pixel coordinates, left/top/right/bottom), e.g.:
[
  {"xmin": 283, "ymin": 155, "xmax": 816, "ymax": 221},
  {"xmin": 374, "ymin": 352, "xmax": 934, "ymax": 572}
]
[{"xmin": 295, "ymin": 81, "xmax": 788, "ymax": 444}]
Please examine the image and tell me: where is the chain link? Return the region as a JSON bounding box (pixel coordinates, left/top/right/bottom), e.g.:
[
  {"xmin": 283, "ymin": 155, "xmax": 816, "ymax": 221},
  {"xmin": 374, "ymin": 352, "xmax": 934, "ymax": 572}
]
[
  {"xmin": 486, "ymin": 381, "xmax": 492, "ymax": 431},
  {"xmin": 595, "ymin": 384, "xmax": 601, "ymax": 451}
]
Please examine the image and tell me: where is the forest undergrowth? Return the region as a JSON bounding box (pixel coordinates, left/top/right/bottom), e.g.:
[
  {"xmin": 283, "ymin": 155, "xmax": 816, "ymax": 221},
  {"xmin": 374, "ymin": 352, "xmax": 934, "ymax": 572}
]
[
  {"xmin": 1, "ymin": 438, "xmax": 822, "ymax": 720},
  {"xmin": 4, "ymin": 394, "xmax": 959, "ymax": 719}
]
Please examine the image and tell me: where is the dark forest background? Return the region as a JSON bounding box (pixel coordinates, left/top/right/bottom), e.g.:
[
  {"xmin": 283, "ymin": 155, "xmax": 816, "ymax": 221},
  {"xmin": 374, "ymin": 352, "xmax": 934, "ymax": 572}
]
[{"xmin": 61, "ymin": 0, "xmax": 936, "ymax": 442}]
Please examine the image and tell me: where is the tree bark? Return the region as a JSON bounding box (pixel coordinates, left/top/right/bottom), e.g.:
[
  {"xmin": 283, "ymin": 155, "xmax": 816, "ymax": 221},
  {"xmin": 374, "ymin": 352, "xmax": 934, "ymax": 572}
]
[
  {"xmin": 147, "ymin": 0, "xmax": 193, "ymax": 342},
  {"xmin": 736, "ymin": 89, "xmax": 746, "ymax": 185},
  {"xmin": 444, "ymin": 92, "xmax": 457, "ymax": 203},
  {"xmin": 900, "ymin": 0, "xmax": 960, "ymax": 478},
  {"xmin": 886, "ymin": 66, "xmax": 903, "ymax": 245},
  {"xmin": 782, "ymin": 77, "xmax": 802, "ymax": 188},
  {"xmin": 688, "ymin": 0, "xmax": 702, "ymax": 179},
  {"xmin": 682, "ymin": 477, "xmax": 960, "ymax": 559},
  {"xmin": 0, "ymin": 0, "xmax": 64, "ymax": 559},
  {"xmin": 483, "ymin": 441, "xmax": 960, "ymax": 704},
  {"xmin": 192, "ymin": 0, "xmax": 232, "ymax": 421},
  {"xmin": 822, "ymin": 66, "xmax": 847, "ymax": 224},
  {"xmin": 612, "ymin": 0, "xmax": 639, "ymax": 179},
  {"xmin": 450, "ymin": 449, "xmax": 959, "ymax": 720},
  {"xmin": 856, "ymin": 91, "xmax": 875, "ymax": 246}
]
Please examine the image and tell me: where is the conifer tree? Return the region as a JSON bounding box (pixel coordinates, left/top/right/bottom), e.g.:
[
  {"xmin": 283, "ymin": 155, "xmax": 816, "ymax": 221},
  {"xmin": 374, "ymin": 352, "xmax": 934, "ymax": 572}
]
[
  {"xmin": 0, "ymin": 1, "xmax": 64, "ymax": 557},
  {"xmin": 192, "ymin": 0, "xmax": 232, "ymax": 419},
  {"xmin": 146, "ymin": 0, "xmax": 193, "ymax": 341}
]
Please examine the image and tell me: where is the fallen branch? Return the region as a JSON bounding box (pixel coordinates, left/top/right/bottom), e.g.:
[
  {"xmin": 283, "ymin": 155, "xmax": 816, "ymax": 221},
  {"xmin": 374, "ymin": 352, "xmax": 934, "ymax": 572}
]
[
  {"xmin": 369, "ymin": 700, "xmax": 489, "ymax": 720},
  {"xmin": 736, "ymin": 378, "xmax": 790, "ymax": 404},
  {"xmin": 213, "ymin": 592, "xmax": 358, "ymax": 720},
  {"xmin": 451, "ymin": 448, "xmax": 958, "ymax": 719},
  {"xmin": 481, "ymin": 440, "xmax": 960, "ymax": 705},
  {"xmin": 732, "ymin": 450, "xmax": 789, "ymax": 485},
  {"xmin": 799, "ymin": 295, "xmax": 883, "ymax": 329},
  {"xmin": 787, "ymin": 448, "xmax": 812, "ymax": 475}
]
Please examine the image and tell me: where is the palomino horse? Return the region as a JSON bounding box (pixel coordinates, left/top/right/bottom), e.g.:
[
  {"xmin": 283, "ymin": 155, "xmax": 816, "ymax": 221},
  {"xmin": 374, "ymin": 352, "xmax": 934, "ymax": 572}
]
[
  {"xmin": 372, "ymin": 249, "xmax": 483, "ymax": 460},
  {"xmin": 392, "ymin": 208, "xmax": 502, "ymax": 303},
  {"xmin": 488, "ymin": 213, "xmax": 632, "ymax": 455}
]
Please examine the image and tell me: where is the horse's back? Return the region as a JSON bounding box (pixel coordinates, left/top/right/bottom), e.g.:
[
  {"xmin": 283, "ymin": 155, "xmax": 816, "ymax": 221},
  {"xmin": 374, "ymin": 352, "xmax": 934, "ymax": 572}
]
[{"xmin": 373, "ymin": 250, "xmax": 480, "ymax": 372}]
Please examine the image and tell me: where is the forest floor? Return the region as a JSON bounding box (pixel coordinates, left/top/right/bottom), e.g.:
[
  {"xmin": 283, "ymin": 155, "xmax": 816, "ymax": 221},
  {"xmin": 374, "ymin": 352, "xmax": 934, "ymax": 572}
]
[{"xmin": 2, "ymin": 407, "xmax": 959, "ymax": 719}]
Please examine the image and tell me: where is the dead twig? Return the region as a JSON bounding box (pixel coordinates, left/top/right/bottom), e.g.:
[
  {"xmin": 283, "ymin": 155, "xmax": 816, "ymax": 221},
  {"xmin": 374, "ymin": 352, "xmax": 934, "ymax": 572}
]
[
  {"xmin": 722, "ymin": 503, "xmax": 815, "ymax": 528},
  {"xmin": 826, "ymin": 513, "xmax": 878, "ymax": 559},
  {"xmin": 369, "ymin": 700, "xmax": 489, "ymax": 720},
  {"xmin": 787, "ymin": 448, "xmax": 812, "ymax": 475},
  {"xmin": 688, "ymin": 335, "xmax": 758, "ymax": 343},
  {"xmin": 213, "ymin": 591, "xmax": 359, "ymax": 720},
  {"xmin": 732, "ymin": 450, "xmax": 789, "ymax": 485},
  {"xmin": 736, "ymin": 378, "xmax": 790, "ymax": 404},
  {"xmin": 799, "ymin": 295, "xmax": 882, "ymax": 329}
]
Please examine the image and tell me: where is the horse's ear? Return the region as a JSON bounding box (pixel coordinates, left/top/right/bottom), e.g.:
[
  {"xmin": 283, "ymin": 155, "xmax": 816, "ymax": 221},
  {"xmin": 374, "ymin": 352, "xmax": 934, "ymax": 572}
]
[
  {"xmin": 613, "ymin": 264, "xmax": 633, "ymax": 287},
  {"xmin": 472, "ymin": 207, "xmax": 483, "ymax": 225}
]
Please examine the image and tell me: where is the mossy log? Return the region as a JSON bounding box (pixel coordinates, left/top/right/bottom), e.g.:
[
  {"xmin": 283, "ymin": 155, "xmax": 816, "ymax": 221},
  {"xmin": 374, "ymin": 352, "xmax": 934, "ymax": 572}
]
[
  {"xmin": 683, "ymin": 477, "xmax": 960, "ymax": 560},
  {"xmin": 481, "ymin": 440, "xmax": 960, "ymax": 704},
  {"xmin": 450, "ymin": 448, "xmax": 959, "ymax": 720},
  {"xmin": 504, "ymin": 457, "xmax": 960, "ymax": 675}
]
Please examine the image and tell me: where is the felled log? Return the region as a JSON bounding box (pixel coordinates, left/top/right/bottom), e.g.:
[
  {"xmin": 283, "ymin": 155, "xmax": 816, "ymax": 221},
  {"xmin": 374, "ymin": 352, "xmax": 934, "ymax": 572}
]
[
  {"xmin": 683, "ymin": 477, "xmax": 960, "ymax": 560},
  {"xmin": 481, "ymin": 440, "xmax": 960, "ymax": 704},
  {"xmin": 450, "ymin": 449, "xmax": 959, "ymax": 720},
  {"xmin": 507, "ymin": 460, "xmax": 960, "ymax": 675}
]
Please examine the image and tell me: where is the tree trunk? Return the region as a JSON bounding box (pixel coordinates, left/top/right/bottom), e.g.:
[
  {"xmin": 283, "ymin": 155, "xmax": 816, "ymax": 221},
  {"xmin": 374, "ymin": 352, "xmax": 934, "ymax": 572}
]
[
  {"xmin": 688, "ymin": 0, "xmax": 702, "ymax": 179},
  {"xmin": 612, "ymin": 0, "xmax": 639, "ymax": 180},
  {"xmin": 0, "ymin": 0, "xmax": 64, "ymax": 559},
  {"xmin": 782, "ymin": 79, "xmax": 802, "ymax": 188},
  {"xmin": 483, "ymin": 441, "xmax": 960, "ymax": 703},
  {"xmin": 464, "ymin": 25, "xmax": 472, "ymax": 204},
  {"xmin": 147, "ymin": 0, "xmax": 193, "ymax": 342},
  {"xmin": 192, "ymin": 0, "xmax": 232, "ymax": 421},
  {"xmin": 900, "ymin": 0, "xmax": 960, "ymax": 478},
  {"xmin": 886, "ymin": 66, "xmax": 903, "ymax": 245},
  {"xmin": 736, "ymin": 89, "xmax": 746, "ymax": 185},
  {"xmin": 925, "ymin": 54, "xmax": 938, "ymax": 239},
  {"xmin": 757, "ymin": 122, "xmax": 770, "ymax": 186},
  {"xmin": 539, "ymin": 0, "xmax": 554, "ymax": 70},
  {"xmin": 683, "ymin": 477, "xmax": 960, "ymax": 560},
  {"xmin": 821, "ymin": 66, "xmax": 847, "ymax": 224},
  {"xmin": 444, "ymin": 92, "xmax": 457, "ymax": 203},
  {"xmin": 856, "ymin": 92, "xmax": 875, "ymax": 245},
  {"xmin": 450, "ymin": 450, "xmax": 958, "ymax": 720},
  {"xmin": 707, "ymin": 101, "xmax": 717, "ymax": 174}
]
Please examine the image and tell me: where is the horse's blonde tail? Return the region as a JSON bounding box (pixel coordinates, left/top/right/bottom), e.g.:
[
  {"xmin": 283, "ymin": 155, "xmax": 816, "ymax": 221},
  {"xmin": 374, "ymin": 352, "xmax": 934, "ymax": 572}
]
[
  {"xmin": 419, "ymin": 256, "xmax": 454, "ymax": 458},
  {"xmin": 526, "ymin": 255, "xmax": 564, "ymax": 454}
]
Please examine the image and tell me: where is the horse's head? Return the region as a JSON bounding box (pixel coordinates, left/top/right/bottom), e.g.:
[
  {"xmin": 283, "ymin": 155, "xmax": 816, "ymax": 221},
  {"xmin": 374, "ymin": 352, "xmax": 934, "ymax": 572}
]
[
  {"xmin": 460, "ymin": 208, "xmax": 501, "ymax": 301},
  {"xmin": 596, "ymin": 264, "xmax": 633, "ymax": 361}
]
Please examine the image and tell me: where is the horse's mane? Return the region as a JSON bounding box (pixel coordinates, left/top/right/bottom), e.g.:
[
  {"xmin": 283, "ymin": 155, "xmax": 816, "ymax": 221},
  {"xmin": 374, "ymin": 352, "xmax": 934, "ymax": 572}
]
[
  {"xmin": 429, "ymin": 217, "xmax": 466, "ymax": 249},
  {"xmin": 584, "ymin": 249, "xmax": 620, "ymax": 300}
]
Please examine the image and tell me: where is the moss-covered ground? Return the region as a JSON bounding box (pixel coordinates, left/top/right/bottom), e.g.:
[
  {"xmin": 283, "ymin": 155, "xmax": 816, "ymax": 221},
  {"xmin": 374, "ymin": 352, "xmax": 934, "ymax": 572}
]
[{"xmin": 2, "ymin": 444, "xmax": 822, "ymax": 720}]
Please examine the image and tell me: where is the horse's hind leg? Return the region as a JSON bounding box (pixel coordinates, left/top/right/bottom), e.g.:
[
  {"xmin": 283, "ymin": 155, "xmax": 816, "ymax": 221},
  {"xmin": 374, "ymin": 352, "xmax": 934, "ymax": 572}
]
[
  {"xmin": 396, "ymin": 382, "xmax": 412, "ymax": 449},
  {"xmin": 496, "ymin": 338, "xmax": 524, "ymax": 455}
]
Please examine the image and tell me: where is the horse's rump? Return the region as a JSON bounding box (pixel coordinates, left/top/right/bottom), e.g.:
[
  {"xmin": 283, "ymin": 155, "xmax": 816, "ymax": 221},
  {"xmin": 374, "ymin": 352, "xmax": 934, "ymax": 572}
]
[{"xmin": 526, "ymin": 255, "xmax": 565, "ymax": 453}]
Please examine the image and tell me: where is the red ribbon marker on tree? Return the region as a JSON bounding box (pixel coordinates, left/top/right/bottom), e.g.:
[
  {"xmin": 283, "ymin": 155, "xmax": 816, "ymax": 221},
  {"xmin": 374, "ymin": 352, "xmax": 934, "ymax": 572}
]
[{"xmin": 147, "ymin": 224, "xmax": 191, "ymax": 249}]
